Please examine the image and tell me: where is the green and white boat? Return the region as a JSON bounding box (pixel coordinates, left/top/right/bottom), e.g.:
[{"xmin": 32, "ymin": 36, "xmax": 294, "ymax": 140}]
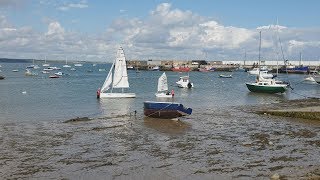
[
  {"xmin": 246, "ymin": 81, "xmax": 287, "ymax": 93},
  {"xmin": 246, "ymin": 31, "xmax": 287, "ymax": 94}
]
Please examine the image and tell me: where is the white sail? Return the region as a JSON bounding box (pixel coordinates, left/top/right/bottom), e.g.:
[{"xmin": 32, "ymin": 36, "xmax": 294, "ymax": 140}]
[
  {"xmin": 157, "ymin": 72, "xmax": 168, "ymax": 92},
  {"xmin": 101, "ymin": 61, "xmax": 115, "ymax": 92},
  {"xmin": 112, "ymin": 47, "xmax": 129, "ymax": 88}
]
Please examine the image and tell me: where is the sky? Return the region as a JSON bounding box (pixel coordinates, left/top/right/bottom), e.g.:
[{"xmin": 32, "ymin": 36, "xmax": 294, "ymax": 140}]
[{"xmin": 0, "ymin": 0, "xmax": 320, "ymax": 62}]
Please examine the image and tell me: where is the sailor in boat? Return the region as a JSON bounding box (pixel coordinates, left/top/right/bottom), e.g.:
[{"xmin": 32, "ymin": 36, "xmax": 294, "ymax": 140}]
[
  {"xmin": 96, "ymin": 88, "xmax": 101, "ymax": 99},
  {"xmin": 163, "ymin": 89, "xmax": 175, "ymax": 97},
  {"xmin": 187, "ymin": 82, "xmax": 192, "ymax": 88}
]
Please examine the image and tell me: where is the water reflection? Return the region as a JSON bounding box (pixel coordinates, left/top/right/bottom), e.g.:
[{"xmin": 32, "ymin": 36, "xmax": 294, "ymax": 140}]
[
  {"xmin": 245, "ymin": 92, "xmax": 287, "ymax": 104},
  {"xmin": 155, "ymin": 97, "xmax": 175, "ymax": 102},
  {"xmin": 178, "ymin": 87, "xmax": 194, "ymax": 98},
  {"xmin": 99, "ymin": 98, "xmax": 135, "ymax": 117},
  {"xmin": 143, "ymin": 117, "xmax": 191, "ymax": 135}
]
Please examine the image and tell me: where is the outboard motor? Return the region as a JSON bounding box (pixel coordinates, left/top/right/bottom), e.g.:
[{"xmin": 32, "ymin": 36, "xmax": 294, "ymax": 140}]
[{"xmin": 187, "ymin": 82, "xmax": 192, "ymax": 88}]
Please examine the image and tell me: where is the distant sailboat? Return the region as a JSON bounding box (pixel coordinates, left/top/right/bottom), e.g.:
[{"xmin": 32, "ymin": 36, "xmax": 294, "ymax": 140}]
[
  {"xmin": 63, "ymin": 57, "xmax": 71, "ymax": 68},
  {"xmin": 43, "ymin": 56, "xmax": 50, "ymax": 67},
  {"xmin": 155, "ymin": 72, "xmax": 172, "ymax": 98},
  {"xmin": 99, "ymin": 47, "xmax": 136, "ymax": 98}
]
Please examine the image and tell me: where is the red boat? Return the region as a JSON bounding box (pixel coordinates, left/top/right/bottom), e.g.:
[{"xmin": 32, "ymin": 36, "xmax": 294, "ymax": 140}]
[{"xmin": 171, "ymin": 66, "xmax": 191, "ymax": 72}]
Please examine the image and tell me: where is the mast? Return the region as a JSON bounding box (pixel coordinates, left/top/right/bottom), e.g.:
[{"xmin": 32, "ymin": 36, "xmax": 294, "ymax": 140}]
[
  {"xmin": 244, "ymin": 50, "xmax": 246, "ymax": 66},
  {"xmin": 258, "ymin": 31, "xmax": 261, "ymax": 77},
  {"xmin": 299, "ymin": 52, "xmax": 302, "ymax": 66}
]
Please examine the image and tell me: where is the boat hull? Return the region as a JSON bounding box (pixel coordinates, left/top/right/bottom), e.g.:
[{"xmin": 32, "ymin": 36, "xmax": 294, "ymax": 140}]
[
  {"xmin": 246, "ymin": 83, "xmax": 286, "ymax": 93},
  {"xmin": 100, "ymin": 92, "xmax": 136, "ymax": 98},
  {"xmin": 281, "ymin": 66, "xmax": 309, "ymax": 74},
  {"xmin": 144, "ymin": 101, "xmax": 192, "ymax": 119},
  {"xmin": 219, "ymin": 74, "xmax": 232, "ymax": 78},
  {"xmin": 155, "ymin": 92, "xmax": 173, "ymax": 98},
  {"xmin": 176, "ymin": 82, "xmax": 193, "ymax": 88},
  {"xmin": 171, "ymin": 67, "xmax": 191, "ymax": 72}
]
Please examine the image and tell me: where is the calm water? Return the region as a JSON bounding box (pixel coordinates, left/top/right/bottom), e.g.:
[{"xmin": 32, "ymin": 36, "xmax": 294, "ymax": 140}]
[{"xmin": 0, "ymin": 62, "xmax": 320, "ymax": 179}]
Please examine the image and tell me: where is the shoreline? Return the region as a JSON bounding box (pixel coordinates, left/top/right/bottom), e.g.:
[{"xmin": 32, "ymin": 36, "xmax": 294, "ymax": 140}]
[{"xmin": 254, "ymin": 98, "xmax": 320, "ymax": 121}]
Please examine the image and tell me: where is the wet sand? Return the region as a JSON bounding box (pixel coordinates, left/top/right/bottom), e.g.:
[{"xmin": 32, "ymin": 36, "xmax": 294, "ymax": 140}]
[{"xmin": 1, "ymin": 99, "xmax": 320, "ymax": 179}]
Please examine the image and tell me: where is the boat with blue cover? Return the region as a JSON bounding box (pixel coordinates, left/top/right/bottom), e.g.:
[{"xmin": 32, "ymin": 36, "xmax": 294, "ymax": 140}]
[{"xmin": 144, "ymin": 101, "xmax": 192, "ymax": 119}]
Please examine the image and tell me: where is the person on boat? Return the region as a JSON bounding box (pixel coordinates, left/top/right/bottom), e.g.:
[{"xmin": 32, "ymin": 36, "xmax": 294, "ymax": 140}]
[
  {"xmin": 171, "ymin": 89, "xmax": 174, "ymax": 97},
  {"xmin": 96, "ymin": 88, "xmax": 101, "ymax": 99},
  {"xmin": 166, "ymin": 91, "xmax": 170, "ymax": 95}
]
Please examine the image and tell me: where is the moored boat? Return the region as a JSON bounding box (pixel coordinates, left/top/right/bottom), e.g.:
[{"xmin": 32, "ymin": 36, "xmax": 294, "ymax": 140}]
[
  {"xmin": 219, "ymin": 74, "xmax": 232, "ymax": 78},
  {"xmin": 246, "ymin": 81, "xmax": 287, "ymax": 93},
  {"xmin": 49, "ymin": 75, "xmax": 60, "ymax": 78},
  {"xmin": 245, "ymin": 31, "xmax": 288, "ymax": 94},
  {"xmin": 176, "ymin": 75, "xmax": 193, "ymax": 88},
  {"xmin": 171, "ymin": 66, "xmax": 191, "ymax": 72},
  {"xmin": 281, "ymin": 65, "xmax": 309, "ymax": 74},
  {"xmin": 143, "ymin": 101, "xmax": 192, "ymax": 119}
]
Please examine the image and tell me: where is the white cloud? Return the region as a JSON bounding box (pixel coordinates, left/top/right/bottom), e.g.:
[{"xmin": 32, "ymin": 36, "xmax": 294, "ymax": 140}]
[
  {"xmin": 0, "ymin": 3, "xmax": 320, "ymax": 61},
  {"xmin": 57, "ymin": 0, "xmax": 88, "ymax": 11}
]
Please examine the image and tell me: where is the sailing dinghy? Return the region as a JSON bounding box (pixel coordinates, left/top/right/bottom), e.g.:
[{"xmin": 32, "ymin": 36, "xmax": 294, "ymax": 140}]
[
  {"xmin": 155, "ymin": 72, "xmax": 172, "ymax": 98},
  {"xmin": 99, "ymin": 47, "xmax": 136, "ymax": 98}
]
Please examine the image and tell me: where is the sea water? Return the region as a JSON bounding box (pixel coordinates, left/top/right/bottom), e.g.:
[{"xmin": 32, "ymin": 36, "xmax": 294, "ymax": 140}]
[{"xmin": 0, "ymin": 62, "xmax": 320, "ymax": 179}]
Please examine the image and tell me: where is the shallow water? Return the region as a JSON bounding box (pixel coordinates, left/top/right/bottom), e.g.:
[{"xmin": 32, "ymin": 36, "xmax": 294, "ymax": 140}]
[{"xmin": 0, "ymin": 62, "xmax": 320, "ymax": 179}]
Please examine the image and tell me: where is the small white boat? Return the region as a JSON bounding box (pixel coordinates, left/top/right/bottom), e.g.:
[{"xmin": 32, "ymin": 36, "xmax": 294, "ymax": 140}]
[
  {"xmin": 54, "ymin": 72, "xmax": 63, "ymax": 76},
  {"xmin": 304, "ymin": 76, "xmax": 316, "ymax": 82},
  {"xmin": 12, "ymin": 69, "xmax": 19, "ymax": 72},
  {"xmin": 49, "ymin": 66, "xmax": 61, "ymax": 70},
  {"xmin": 304, "ymin": 72, "xmax": 318, "ymax": 83},
  {"xmin": 155, "ymin": 72, "xmax": 173, "ymax": 98},
  {"xmin": 63, "ymin": 57, "xmax": 71, "ymax": 68},
  {"xmin": 151, "ymin": 66, "xmax": 160, "ymax": 71},
  {"xmin": 63, "ymin": 65, "xmax": 71, "ymax": 68},
  {"xmin": 74, "ymin": 63, "xmax": 83, "ymax": 67},
  {"xmin": 219, "ymin": 74, "xmax": 232, "ymax": 78},
  {"xmin": 248, "ymin": 68, "xmax": 268, "ymax": 75},
  {"xmin": 127, "ymin": 66, "xmax": 134, "ymax": 70},
  {"xmin": 42, "ymin": 56, "xmax": 50, "ymax": 67},
  {"xmin": 70, "ymin": 68, "xmax": 76, "ymax": 71},
  {"xmin": 43, "ymin": 68, "xmax": 53, "ymax": 71},
  {"xmin": 25, "ymin": 69, "xmax": 38, "ymax": 76},
  {"xmin": 176, "ymin": 75, "xmax": 193, "ymax": 88},
  {"xmin": 248, "ymin": 68, "xmax": 274, "ymax": 79},
  {"xmin": 42, "ymin": 70, "xmax": 50, "ymax": 74}
]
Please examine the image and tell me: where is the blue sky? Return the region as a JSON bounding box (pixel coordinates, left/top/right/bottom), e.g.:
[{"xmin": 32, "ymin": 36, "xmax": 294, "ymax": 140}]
[{"xmin": 0, "ymin": 0, "xmax": 319, "ymax": 62}]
